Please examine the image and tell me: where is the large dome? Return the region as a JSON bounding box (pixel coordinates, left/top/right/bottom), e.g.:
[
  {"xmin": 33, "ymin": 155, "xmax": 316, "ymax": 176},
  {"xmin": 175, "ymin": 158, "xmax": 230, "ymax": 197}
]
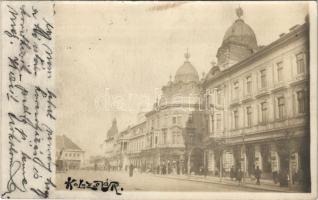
[
  {"xmin": 222, "ymin": 19, "xmax": 258, "ymax": 50},
  {"xmin": 175, "ymin": 52, "xmax": 199, "ymax": 83}
]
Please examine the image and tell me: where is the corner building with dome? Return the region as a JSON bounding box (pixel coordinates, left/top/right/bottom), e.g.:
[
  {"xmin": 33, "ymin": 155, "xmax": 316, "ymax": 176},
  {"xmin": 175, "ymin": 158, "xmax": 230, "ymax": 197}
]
[
  {"xmin": 105, "ymin": 8, "xmax": 310, "ymax": 190},
  {"xmin": 202, "ymin": 8, "xmax": 310, "ymax": 189}
]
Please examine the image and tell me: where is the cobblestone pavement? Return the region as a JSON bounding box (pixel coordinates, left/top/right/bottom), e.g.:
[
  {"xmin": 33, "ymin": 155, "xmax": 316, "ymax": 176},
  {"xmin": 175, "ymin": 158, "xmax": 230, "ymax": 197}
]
[{"xmin": 56, "ymin": 170, "xmax": 268, "ymax": 192}]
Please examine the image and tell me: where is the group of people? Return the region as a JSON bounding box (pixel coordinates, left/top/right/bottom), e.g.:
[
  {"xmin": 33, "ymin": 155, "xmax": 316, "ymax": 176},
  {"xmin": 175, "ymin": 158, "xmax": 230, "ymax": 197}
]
[
  {"xmin": 230, "ymin": 166, "xmax": 262, "ymax": 185},
  {"xmin": 127, "ymin": 162, "xmax": 184, "ymax": 177}
]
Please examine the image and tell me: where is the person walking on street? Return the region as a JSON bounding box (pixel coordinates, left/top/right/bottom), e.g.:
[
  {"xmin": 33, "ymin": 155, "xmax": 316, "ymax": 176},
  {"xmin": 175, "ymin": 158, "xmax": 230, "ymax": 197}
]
[
  {"xmin": 230, "ymin": 166, "xmax": 235, "ymax": 181},
  {"xmin": 129, "ymin": 163, "xmax": 134, "ymax": 177},
  {"xmin": 236, "ymin": 168, "xmax": 243, "ymax": 185},
  {"xmin": 255, "ymin": 166, "xmax": 262, "ymax": 185}
]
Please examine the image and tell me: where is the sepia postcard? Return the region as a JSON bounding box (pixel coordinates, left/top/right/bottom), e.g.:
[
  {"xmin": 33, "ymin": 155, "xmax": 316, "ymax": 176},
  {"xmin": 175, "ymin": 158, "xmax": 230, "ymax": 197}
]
[{"xmin": 1, "ymin": 1, "xmax": 317, "ymax": 199}]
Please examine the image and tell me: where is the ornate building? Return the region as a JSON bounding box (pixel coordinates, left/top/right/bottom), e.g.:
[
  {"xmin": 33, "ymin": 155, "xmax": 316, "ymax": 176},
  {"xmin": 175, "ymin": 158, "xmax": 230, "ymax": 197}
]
[
  {"xmin": 104, "ymin": 7, "xmax": 310, "ymax": 189},
  {"xmin": 203, "ymin": 7, "xmax": 310, "ymax": 190},
  {"xmin": 141, "ymin": 51, "xmax": 206, "ymax": 174}
]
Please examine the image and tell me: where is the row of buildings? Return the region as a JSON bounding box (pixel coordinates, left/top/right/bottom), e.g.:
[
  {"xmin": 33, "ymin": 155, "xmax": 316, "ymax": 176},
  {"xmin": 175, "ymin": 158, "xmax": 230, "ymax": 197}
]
[{"xmin": 103, "ymin": 8, "xmax": 310, "ymax": 189}]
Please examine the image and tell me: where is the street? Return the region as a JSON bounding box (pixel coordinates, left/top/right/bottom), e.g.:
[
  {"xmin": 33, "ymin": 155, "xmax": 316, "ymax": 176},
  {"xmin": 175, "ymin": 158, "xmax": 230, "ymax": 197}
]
[{"xmin": 56, "ymin": 170, "xmax": 265, "ymax": 192}]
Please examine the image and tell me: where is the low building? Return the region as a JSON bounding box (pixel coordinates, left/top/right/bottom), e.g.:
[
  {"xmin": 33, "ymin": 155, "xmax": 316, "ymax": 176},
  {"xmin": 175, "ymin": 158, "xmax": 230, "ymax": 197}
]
[{"xmin": 56, "ymin": 135, "xmax": 85, "ymax": 171}]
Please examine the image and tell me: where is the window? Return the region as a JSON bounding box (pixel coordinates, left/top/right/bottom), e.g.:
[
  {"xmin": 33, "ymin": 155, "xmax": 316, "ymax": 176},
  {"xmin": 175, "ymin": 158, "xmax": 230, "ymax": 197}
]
[
  {"xmin": 188, "ymin": 114, "xmax": 193, "ymax": 123},
  {"xmin": 217, "ymin": 88, "xmax": 222, "ymax": 104},
  {"xmin": 277, "ymin": 62, "xmax": 283, "ymax": 81},
  {"xmin": 207, "ymin": 89, "xmax": 213, "ymax": 105},
  {"xmin": 163, "ymin": 130, "xmax": 167, "ymax": 144},
  {"xmin": 296, "ymin": 53, "xmax": 305, "ymax": 74},
  {"xmin": 172, "ymin": 131, "xmax": 178, "ymax": 144},
  {"xmin": 151, "ymin": 119, "xmax": 154, "ymax": 129},
  {"xmin": 260, "ymin": 102, "xmax": 268, "ymax": 124},
  {"xmin": 233, "ymin": 110, "xmax": 239, "ymax": 129},
  {"xmin": 150, "ymin": 134, "xmax": 153, "ymax": 147},
  {"xmin": 162, "ymin": 114, "xmax": 168, "ymax": 127},
  {"xmin": 297, "ymin": 91, "xmax": 305, "ymax": 114},
  {"xmin": 155, "ymin": 136, "xmax": 158, "ymax": 145},
  {"xmin": 233, "ymin": 81, "xmax": 239, "ymax": 100},
  {"xmin": 210, "ymin": 114, "xmax": 214, "ymax": 134},
  {"xmin": 177, "ymin": 116, "xmax": 182, "ymax": 125},
  {"xmin": 172, "ymin": 117, "xmax": 177, "ymax": 124},
  {"xmin": 216, "ymin": 114, "xmax": 221, "ymax": 130},
  {"xmin": 246, "ymin": 106, "xmax": 252, "ymax": 127},
  {"xmin": 277, "ymin": 97, "xmax": 285, "ymax": 120},
  {"xmin": 260, "ymin": 69, "xmax": 267, "ymax": 88},
  {"xmin": 188, "ymin": 134, "xmax": 194, "ymax": 145},
  {"xmin": 246, "ymin": 76, "xmax": 252, "ymax": 95},
  {"xmin": 156, "ymin": 117, "xmax": 159, "ymax": 128}
]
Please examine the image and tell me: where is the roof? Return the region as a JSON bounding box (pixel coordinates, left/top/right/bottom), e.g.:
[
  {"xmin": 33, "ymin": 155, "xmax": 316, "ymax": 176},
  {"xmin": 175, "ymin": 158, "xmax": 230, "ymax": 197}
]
[
  {"xmin": 222, "ymin": 19, "xmax": 258, "ymax": 50},
  {"xmin": 175, "ymin": 51, "xmax": 199, "ymax": 83},
  {"xmin": 56, "ymin": 135, "xmax": 83, "ymax": 151},
  {"xmin": 204, "ymin": 22, "xmax": 308, "ymax": 86}
]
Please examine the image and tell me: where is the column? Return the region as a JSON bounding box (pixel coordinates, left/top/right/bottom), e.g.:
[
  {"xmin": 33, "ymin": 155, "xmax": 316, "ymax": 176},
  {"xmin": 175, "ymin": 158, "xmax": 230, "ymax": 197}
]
[
  {"xmin": 241, "ymin": 146, "xmax": 247, "ymax": 176},
  {"xmin": 187, "ymin": 153, "xmax": 191, "ymax": 175},
  {"xmin": 203, "ymin": 150, "xmax": 207, "ymax": 172},
  {"xmin": 254, "ymin": 145, "xmax": 263, "ymax": 170}
]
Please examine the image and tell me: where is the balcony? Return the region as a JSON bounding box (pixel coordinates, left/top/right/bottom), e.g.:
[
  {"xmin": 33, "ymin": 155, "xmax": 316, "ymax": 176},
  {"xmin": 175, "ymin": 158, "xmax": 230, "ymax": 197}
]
[
  {"xmin": 255, "ymin": 88, "xmax": 269, "ymax": 98},
  {"xmin": 272, "ymin": 82, "xmax": 287, "ymax": 93},
  {"xmin": 242, "ymin": 94, "xmax": 253, "ymax": 103},
  {"xmin": 290, "ymin": 73, "xmax": 308, "ymax": 86},
  {"xmin": 230, "ymin": 98, "xmax": 240, "ymax": 107}
]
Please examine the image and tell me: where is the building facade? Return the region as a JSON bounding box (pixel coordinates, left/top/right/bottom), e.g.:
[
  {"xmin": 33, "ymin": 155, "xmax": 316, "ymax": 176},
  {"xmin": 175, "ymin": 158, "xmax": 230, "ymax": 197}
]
[
  {"xmin": 104, "ymin": 8, "xmax": 310, "ymax": 189},
  {"xmin": 203, "ymin": 9, "xmax": 310, "ymax": 186},
  {"xmin": 56, "ymin": 135, "xmax": 85, "ymax": 171}
]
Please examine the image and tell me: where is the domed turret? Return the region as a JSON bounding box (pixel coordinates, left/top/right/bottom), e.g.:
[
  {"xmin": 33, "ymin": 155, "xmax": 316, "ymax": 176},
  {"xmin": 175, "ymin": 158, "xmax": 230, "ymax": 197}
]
[
  {"xmin": 175, "ymin": 50, "xmax": 199, "ymax": 83},
  {"xmin": 217, "ymin": 7, "xmax": 258, "ymax": 69},
  {"xmin": 222, "ymin": 19, "xmax": 258, "ymax": 50}
]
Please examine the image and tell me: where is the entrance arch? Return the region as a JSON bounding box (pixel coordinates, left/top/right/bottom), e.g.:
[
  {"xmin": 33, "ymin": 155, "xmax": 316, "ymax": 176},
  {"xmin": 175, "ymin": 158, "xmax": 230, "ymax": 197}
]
[{"xmin": 188, "ymin": 147, "xmax": 204, "ymax": 175}]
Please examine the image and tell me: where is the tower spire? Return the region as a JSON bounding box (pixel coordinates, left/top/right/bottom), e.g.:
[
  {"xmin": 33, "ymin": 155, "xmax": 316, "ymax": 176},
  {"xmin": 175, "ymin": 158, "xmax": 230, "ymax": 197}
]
[
  {"xmin": 184, "ymin": 48, "xmax": 190, "ymax": 61},
  {"xmin": 236, "ymin": 5, "xmax": 243, "ymax": 19}
]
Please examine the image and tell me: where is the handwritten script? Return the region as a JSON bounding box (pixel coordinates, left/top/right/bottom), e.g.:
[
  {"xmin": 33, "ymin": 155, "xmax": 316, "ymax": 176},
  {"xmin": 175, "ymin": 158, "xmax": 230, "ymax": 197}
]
[
  {"xmin": 64, "ymin": 177, "xmax": 124, "ymax": 195},
  {"xmin": 1, "ymin": 2, "xmax": 55, "ymax": 198}
]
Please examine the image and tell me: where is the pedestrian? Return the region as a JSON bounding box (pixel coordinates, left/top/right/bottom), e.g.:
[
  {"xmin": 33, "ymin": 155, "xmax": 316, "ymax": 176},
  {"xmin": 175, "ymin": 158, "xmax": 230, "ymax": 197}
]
[
  {"xmin": 230, "ymin": 166, "xmax": 235, "ymax": 181},
  {"xmin": 236, "ymin": 168, "xmax": 243, "ymax": 185},
  {"xmin": 272, "ymin": 170, "xmax": 278, "ymax": 184},
  {"xmin": 255, "ymin": 166, "xmax": 262, "ymax": 185},
  {"xmin": 129, "ymin": 163, "xmax": 134, "ymax": 177}
]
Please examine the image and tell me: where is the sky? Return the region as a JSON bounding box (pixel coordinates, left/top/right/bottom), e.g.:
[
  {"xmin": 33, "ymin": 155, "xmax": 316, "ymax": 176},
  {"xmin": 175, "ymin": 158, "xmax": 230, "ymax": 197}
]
[{"xmin": 55, "ymin": 2, "xmax": 309, "ymax": 158}]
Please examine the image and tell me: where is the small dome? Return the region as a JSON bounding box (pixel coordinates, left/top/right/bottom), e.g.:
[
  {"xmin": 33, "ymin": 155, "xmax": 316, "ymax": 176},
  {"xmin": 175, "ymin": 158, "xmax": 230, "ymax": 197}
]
[
  {"xmin": 222, "ymin": 19, "xmax": 257, "ymax": 50},
  {"xmin": 175, "ymin": 51, "xmax": 199, "ymax": 83}
]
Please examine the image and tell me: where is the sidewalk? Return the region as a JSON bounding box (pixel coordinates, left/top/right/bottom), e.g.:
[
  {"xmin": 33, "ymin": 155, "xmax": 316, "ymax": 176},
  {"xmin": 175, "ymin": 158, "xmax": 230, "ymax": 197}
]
[{"xmin": 151, "ymin": 173, "xmax": 304, "ymax": 192}]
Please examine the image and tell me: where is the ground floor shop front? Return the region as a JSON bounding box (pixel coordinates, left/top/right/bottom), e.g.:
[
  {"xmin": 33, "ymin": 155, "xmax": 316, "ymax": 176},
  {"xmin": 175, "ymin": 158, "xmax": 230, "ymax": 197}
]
[
  {"xmin": 127, "ymin": 147, "xmax": 207, "ymax": 175},
  {"xmin": 205, "ymin": 135, "xmax": 309, "ymax": 186}
]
